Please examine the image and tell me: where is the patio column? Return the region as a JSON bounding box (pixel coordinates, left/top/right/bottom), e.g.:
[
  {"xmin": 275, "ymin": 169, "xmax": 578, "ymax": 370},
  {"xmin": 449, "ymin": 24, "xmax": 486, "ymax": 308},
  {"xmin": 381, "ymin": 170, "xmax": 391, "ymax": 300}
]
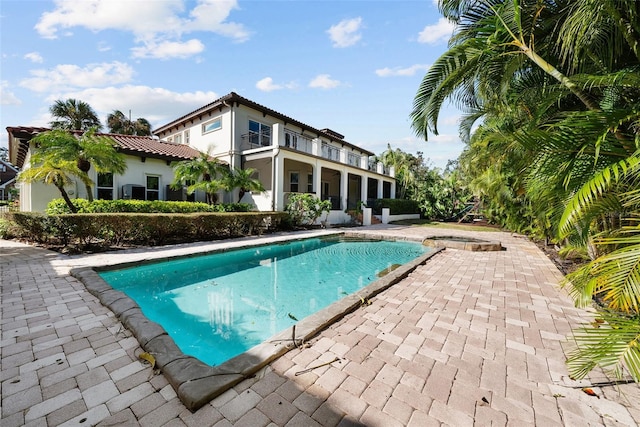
[
  {"xmin": 341, "ymin": 167, "xmax": 348, "ymax": 211},
  {"xmin": 274, "ymin": 153, "xmax": 285, "ymax": 211}
]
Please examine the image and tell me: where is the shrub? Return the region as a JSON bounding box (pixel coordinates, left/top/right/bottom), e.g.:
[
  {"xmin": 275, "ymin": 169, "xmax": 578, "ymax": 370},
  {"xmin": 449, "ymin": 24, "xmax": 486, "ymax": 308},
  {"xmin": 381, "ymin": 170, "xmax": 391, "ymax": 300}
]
[
  {"xmin": 6, "ymin": 211, "xmax": 289, "ymax": 250},
  {"xmin": 46, "ymin": 198, "xmax": 253, "ymax": 214},
  {"xmin": 372, "ymin": 198, "xmax": 420, "ymax": 215},
  {"xmin": 285, "ymin": 194, "xmax": 331, "ymax": 226}
]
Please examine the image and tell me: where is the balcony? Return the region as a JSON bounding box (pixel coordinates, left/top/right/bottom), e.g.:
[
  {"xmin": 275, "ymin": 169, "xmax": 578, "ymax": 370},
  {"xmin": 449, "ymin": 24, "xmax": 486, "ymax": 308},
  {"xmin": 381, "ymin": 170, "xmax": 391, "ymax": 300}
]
[
  {"xmin": 347, "ymin": 152, "xmax": 361, "ymax": 167},
  {"xmin": 241, "ymin": 131, "xmax": 272, "ymax": 151},
  {"xmin": 321, "ymin": 143, "xmax": 341, "ymax": 162}
]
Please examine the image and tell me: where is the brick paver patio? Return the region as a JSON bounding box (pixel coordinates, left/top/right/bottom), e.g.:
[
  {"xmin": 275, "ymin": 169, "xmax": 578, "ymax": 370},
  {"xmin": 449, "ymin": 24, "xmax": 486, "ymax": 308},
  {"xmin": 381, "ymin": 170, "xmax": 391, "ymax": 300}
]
[{"xmin": 2, "ymin": 225, "xmax": 639, "ymax": 426}]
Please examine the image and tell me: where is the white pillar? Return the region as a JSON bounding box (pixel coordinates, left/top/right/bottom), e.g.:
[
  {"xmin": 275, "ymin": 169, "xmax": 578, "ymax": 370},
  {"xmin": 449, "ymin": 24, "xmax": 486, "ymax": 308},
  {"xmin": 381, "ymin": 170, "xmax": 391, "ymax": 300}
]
[
  {"xmin": 363, "ymin": 207, "xmax": 372, "ymax": 226},
  {"xmin": 382, "ymin": 207, "xmax": 390, "ymax": 224},
  {"xmin": 377, "ymin": 178, "xmax": 383, "ymax": 199},
  {"xmin": 341, "ymin": 169, "xmax": 348, "ymax": 211},
  {"xmin": 274, "ymin": 154, "xmax": 284, "ymax": 210}
]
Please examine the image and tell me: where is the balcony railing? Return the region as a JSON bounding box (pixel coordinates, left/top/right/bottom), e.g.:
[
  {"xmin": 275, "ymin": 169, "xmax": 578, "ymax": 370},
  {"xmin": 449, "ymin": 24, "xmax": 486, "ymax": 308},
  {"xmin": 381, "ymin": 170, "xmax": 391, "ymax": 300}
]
[
  {"xmin": 347, "ymin": 152, "xmax": 361, "ymax": 167},
  {"xmin": 284, "ymin": 133, "xmax": 314, "ymax": 155},
  {"xmin": 321, "ymin": 143, "xmax": 341, "ymax": 162},
  {"xmin": 241, "ymin": 131, "xmax": 271, "ymax": 150}
]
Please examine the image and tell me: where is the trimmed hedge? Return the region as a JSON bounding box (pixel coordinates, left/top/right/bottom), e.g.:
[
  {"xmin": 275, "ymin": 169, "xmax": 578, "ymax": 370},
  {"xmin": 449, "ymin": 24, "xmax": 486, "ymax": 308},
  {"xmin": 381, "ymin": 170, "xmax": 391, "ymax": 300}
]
[
  {"xmin": 46, "ymin": 198, "xmax": 253, "ymax": 214},
  {"xmin": 8, "ymin": 212, "xmax": 289, "ymax": 248},
  {"xmin": 372, "ymin": 198, "xmax": 421, "ymax": 215}
]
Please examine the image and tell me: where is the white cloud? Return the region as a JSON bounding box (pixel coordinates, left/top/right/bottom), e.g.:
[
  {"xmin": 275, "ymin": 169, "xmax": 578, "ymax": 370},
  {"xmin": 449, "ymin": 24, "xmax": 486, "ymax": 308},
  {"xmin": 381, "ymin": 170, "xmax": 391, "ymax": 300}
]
[
  {"xmin": 441, "ymin": 114, "xmax": 461, "ymax": 126},
  {"xmin": 255, "ymin": 77, "xmax": 297, "ymax": 92},
  {"xmin": 35, "ymin": 0, "xmax": 249, "ymax": 59},
  {"xmin": 327, "ymin": 17, "xmax": 363, "ymax": 48},
  {"xmin": 19, "ymin": 61, "xmax": 134, "ymax": 92},
  {"xmin": 375, "ymin": 64, "xmax": 430, "ymax": 77},
  {"xmin": 417, "ymin": 17, "xmax": 455, "ymax": 44},
  {"xmin": 45, "ymin": 85, "xmax": 219, "ymax": 129},
  {"xmin": 0, "ymin": 81, "xmax": 22, "ymax": 105},
  {"xmin": 24, "ymin": 52, "xmax": 44, "ymax": 63},
  {"xmin": 131, "ymin": 39, "xmax": 205, "ymax": 59},
  {"xmin": 309, "ymin": 74, "xmax": 341, "ymax": 90}
]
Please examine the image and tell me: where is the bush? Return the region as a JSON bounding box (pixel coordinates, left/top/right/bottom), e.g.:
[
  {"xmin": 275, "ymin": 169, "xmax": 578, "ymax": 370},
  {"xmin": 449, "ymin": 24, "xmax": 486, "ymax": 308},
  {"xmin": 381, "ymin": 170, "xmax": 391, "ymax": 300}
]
[
  {"xmin": 285, "ymin": 194, "xmax": 331, "ymax": 226},
  {"xmin": 46, "ymin": 198, "xmax": 253, "ymax": 214},
  {"xmin": 372, "ymin": 198, "xmax": 420, "ymax": 215},
  {"xmin": 6, "ymin": 211, "xmax": 289, "ymax": 250}
]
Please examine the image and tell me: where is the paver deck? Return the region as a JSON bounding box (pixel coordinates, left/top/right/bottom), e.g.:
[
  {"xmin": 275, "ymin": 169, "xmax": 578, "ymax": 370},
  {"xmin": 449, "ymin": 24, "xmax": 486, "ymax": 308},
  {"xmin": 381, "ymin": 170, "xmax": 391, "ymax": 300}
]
[{"xmin": 2, "ymin": 225, "xmax": 639, "ymax": 426}]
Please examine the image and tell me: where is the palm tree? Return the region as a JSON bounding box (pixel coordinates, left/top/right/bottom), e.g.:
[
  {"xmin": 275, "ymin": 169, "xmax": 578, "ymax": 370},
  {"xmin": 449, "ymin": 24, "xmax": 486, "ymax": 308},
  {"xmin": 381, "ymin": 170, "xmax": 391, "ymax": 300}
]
[
  {"xmin": 417, "ymin": 0, "xmax": 640, "ymax": 380},
  {"xmin": 18, "ymin": 159, "xmax": 91, "ymax": 213},
  {"xmin": 223, "ymin": 167, "xmax": 265, "ymax": 202},
  {"xmin": 49, "ymin": 99, "xmax": 102, "ymax": 131},
  {"xmin": 380, "ymin": 144, "xmax": 416, "ymax": 199},
  {"xmin": 171, "ymin": 152, "xmax": 226, "ymax": 204},
  {"xmin": 107, "ymin": 110, "xmax": 152, "ymax": 136},
  {"xmin": 31, "ymin": 129, "xmax": 127, "ymax": 202}
]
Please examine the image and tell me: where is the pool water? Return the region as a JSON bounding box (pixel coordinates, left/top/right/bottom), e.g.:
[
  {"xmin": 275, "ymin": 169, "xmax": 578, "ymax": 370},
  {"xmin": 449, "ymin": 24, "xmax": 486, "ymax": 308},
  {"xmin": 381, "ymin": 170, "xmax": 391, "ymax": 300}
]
[{"xmin": 99, "ymin": 236, "xmax": 428, "ymax": 366}]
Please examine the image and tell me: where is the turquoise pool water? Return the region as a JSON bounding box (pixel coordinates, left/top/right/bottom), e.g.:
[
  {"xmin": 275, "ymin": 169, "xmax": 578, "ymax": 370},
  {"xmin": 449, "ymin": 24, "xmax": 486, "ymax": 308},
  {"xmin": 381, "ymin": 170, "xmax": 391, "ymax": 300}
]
[{"xmin": 99, "ymin": 236, "xmax": 429, "ymax": 366}]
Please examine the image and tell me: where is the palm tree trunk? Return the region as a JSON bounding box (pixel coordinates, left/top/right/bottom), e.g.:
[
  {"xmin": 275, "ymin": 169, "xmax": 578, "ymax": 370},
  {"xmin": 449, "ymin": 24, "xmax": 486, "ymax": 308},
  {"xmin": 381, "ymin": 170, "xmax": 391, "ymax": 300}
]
[
  {"xmin": 84, "ymin": 183, "xmax": 94, "ymax": 202},
  {"xmin": 55, "ymin": 183, "xmax": 78, "ymax": 213},
  {"xmin": 518, "ymin": 43, "xmax": 601, "ymax": 111}
]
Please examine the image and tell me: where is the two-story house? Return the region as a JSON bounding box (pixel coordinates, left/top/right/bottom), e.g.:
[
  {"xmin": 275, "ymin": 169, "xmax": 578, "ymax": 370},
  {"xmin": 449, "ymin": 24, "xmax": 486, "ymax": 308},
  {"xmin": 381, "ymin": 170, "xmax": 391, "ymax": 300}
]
[
  {"xmin": 7, "ymin": 92, "xmax": 396, "ymax": 224},
  {"xmin": 154, "ymin": 92, "xmax": 396, "ymax": 224}
]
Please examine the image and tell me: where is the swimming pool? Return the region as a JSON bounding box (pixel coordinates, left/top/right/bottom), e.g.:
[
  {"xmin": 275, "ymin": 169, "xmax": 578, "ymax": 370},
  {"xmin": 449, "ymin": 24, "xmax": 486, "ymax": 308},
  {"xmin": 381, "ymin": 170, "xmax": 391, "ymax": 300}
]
[
  {"xmin": 99, "ymin": 235, "xmax": 429, "ymax": 366},
  {"xmin": 72, "ymin": 231, "xmax": 441, "ymax": 410}
]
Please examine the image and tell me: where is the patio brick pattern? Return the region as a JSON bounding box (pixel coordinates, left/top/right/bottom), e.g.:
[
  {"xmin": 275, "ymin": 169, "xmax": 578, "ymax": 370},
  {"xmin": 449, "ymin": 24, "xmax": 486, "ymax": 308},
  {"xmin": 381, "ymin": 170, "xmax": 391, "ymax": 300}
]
[{"xmin": 2, "ymin": 226, "xmax": 639, "ymax": 426}]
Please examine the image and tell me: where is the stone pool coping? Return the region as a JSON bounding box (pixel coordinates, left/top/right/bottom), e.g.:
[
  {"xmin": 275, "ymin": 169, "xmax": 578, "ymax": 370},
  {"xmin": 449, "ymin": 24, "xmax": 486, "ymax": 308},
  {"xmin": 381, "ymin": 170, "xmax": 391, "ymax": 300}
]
[{"xmin": 70, "ymin": 232, "xmax": 443, "ymax": 412}]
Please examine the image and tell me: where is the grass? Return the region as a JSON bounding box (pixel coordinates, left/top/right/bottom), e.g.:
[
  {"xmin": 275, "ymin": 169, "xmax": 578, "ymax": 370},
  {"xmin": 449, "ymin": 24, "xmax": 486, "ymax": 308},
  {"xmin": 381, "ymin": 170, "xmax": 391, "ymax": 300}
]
[{"xmin": 389, "ymin": 218, "xmax": 501, "ymax": 232}]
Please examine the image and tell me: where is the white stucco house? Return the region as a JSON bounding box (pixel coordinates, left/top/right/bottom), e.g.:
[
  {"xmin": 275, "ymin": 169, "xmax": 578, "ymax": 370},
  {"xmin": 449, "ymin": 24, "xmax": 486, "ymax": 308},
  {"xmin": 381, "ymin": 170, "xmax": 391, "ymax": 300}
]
[{"xmin": 7, "ymin": 92, "xmax": 396, "ymax": 223}]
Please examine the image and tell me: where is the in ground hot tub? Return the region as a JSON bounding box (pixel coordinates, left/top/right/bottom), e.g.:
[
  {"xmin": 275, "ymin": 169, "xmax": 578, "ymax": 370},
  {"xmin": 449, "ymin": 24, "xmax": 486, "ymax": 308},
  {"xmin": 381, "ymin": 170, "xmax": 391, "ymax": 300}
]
[{"xmin": 422, "ymin": 236, "xmax": 502, "ymax": 251}]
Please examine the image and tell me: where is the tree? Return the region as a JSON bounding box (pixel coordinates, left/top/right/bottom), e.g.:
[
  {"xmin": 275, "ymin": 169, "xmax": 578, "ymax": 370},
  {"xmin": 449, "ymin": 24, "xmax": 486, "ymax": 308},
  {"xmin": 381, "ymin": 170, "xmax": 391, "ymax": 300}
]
[
  {"xmin": 31, "ymin": 129, "xmax": 127, "ymax": 202},
  {"xmin": 107, "ymin": 110, "xmax": 152, "ymax": 136},
  {"xmin": 415, "ymin": 0, "xmax": 640, "ymax": 380},
  {"xmin": 223, "ymin": 167, "xmax": 265, "ymax": 202},
  {"xmin": 18, "ymin": 160, "xmax": 91, "ymax": 213},
  {"xmin": 285, "ymin": 193, "xmax": 332, "ymax": 227},
  {"xmin": 171, "ymin": 152, "xmax": 226, "ymax": 204},
  {"xmin": 49, "ymin": 99, "xmax": 102, "ymax": 131}
]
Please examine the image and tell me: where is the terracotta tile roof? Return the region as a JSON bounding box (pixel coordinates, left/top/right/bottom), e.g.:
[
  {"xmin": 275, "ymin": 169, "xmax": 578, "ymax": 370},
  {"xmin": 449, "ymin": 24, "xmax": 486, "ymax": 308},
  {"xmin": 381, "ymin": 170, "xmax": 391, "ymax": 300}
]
[
  {"xmin": 6, "ymin": 127, "xmax": 207, "ymax": 169},
  {"xmin": 102, "ymin": 133, "xmax": 205, "ymax": 161}
]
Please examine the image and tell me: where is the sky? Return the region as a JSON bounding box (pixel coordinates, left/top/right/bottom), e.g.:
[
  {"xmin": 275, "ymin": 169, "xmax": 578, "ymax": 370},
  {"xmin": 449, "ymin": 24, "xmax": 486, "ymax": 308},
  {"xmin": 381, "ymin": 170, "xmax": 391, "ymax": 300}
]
[{"xmin": 0, "ymin": 0, "xmax": 465, "ymax": 170}]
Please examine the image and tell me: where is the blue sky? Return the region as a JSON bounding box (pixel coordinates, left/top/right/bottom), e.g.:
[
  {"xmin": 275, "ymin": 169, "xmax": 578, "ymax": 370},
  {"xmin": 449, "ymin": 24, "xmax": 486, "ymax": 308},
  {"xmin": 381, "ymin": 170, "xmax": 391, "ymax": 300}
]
[{"xmin": 1, "ymin": 0, "xmax": 464, "ymax": 169}]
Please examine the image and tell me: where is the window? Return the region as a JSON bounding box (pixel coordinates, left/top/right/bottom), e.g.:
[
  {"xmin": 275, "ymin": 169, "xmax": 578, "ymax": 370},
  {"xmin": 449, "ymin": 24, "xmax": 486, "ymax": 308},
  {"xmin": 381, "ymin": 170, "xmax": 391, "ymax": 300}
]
[
  {"xmin": 146, "ymin": 175, "xmax": 160, "ymax": 200},
  {"xmin": 202, "ymin": 118, "xmax": 222, "ymax": 134},
  {"xmin": 249, "ymin": 120, "xmax": 271, "ymax": 146},
  {"xmin": 184, "ymin": 129, "xmax": 190, "ymax": 144},
  {"xmin": 97, "ymin": 172, "xmax": 114, "ymax": 200},
  {"xmin": 174, "ymin": 133, "xmax": 182, "ymax": 144},
  {"xmin": 307, "ymin": 173, "xmax": 313, "ymax": 193},
  {"xmin": 290, "ymin": 172, "xmax": 299, "ymax": 192}
]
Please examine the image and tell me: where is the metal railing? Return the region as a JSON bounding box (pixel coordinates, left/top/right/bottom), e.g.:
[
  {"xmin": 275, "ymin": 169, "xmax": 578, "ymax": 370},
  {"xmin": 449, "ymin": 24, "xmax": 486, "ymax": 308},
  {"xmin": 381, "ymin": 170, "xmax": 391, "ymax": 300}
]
[
  {"xmin": 321, "ymin": 143, "xmax": 341, "ymax": 162},
  {"xmin": 241, "ymin": 131, "xmax": 271, "ymax": 150}
]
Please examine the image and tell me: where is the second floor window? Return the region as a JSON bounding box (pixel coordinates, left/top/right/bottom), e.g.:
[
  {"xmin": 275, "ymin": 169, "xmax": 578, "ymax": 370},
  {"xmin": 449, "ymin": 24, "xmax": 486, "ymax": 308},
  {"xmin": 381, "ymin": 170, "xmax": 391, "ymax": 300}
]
[
  {"xmin": 202, "ymin": 118, "xmax": 222, "ymax": 134},
  {"xmin": 249, "ymin": 120, "xmax": 271, "ymax": 146},
  {"xmin": 174, "ymin": 133, "xmax": 182, "ymax": 144}
]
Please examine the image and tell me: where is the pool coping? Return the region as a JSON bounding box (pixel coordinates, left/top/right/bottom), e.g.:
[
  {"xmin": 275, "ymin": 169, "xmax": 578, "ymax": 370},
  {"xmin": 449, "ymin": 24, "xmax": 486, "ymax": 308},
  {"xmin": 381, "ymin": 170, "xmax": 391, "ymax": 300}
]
[{"xmin": 70, "ymin": 232, "xmax": 443, "ymax": 412}]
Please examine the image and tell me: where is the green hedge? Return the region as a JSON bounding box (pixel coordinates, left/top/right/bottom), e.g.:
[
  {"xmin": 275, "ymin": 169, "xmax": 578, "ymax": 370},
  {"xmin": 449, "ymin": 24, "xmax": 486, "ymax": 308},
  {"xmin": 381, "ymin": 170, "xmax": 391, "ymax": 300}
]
[
  {"xmin": 372, "ymin": 198, "xmax": 420, "ymax": 215},
  {"xmin": 8, "ymin": 212, "xmax": 289, "ymax": 248},
  {"xmin": 46, "ymin": 199, "xmax": 253, "ymax": 214}
]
